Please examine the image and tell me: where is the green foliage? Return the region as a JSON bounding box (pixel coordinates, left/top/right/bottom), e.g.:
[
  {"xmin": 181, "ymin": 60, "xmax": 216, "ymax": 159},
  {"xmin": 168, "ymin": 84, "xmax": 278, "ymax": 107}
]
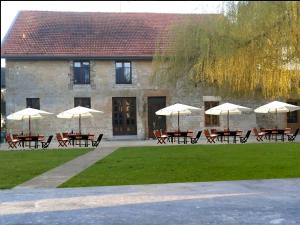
[
  {"xmin": 61, "ymin": 144, "xmax": 300, "ymax": 187},
  {"xmin": 152, "ymin": 1, "xmax": 300, "ymax": 99}
]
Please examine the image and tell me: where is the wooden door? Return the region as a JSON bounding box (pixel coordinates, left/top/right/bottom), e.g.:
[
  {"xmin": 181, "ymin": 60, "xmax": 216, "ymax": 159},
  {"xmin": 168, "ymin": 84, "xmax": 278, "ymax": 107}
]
[
  {"xmin": 112, "ymin": 97, "xmax": 137, "ymax": 135},
  {"xmin": 148, "ymin": 97, "xmax": 166, "ymax": 138}
]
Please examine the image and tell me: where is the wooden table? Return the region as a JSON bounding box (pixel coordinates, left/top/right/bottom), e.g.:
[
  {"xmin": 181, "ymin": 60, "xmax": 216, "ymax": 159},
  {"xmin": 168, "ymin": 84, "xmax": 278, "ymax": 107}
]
[
  {"xmin": 17, "ymin": 135, "xmax": 45, "ymax": 148},
  {"xmin": 166, "ymin": 131, "xmax": 192, "ymax": 144},
  {"xmin": 67, "ymin": 133, "xmax": 94, "ymax": 147},
  {"xmin": 261, "ymin": 129, "xmax": 285, "ymax": 142},
  {"xmin": 216, "ymin": 131, "xmax": 241, "ymax": 144}
]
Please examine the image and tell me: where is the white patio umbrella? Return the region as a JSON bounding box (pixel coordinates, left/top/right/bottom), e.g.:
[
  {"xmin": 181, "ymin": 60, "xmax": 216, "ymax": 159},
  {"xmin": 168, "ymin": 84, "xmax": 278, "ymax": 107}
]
[
  {"xmin": 254, "ymin": 101, "xmax": 300, "ymax": 128},
  {"xmin": 7, "ymin": 107, "xmax": 53, "ymax": 134},
  {"xmin": 205, "ymin": 103, "xmax": 252, "ymax": 129},
  {"xmin": 57, "ymin": 106, "xmax": 103, "ymax": 133},
  {"xmin": 155, "ymin": 103, "xmax": 201, "ymax": 131}
]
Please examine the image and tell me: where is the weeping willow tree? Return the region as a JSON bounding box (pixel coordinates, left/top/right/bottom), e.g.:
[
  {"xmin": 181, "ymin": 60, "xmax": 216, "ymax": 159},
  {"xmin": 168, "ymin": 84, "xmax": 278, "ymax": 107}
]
[{"xmin": 152, "ymin": 1, "xmax": 300, "ymax": 99}]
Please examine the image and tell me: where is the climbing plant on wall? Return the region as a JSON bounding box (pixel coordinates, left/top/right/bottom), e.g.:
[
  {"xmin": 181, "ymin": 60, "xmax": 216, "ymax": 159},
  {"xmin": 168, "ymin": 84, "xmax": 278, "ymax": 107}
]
[{"xmin": 152, "ymin": 1, "xmax": 300, "ymax": 99}]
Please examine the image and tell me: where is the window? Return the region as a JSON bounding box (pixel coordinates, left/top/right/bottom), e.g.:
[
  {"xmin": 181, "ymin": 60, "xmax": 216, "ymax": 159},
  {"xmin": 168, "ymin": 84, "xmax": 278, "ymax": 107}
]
[
  {"xmin": 74, "ymin": 97, "xmax": 91, "ymax": 108},
  {"xmin": 287, "ymin": 102, "xmax": 298, "ymax": 123},
  {"xmin": 115, "ymin": 62, "xmax": 132, "ymax": 84},
  {"xmin": 205, "ymin": 101, "xmax": 220, "ymax": 126},
  {"xmin": 26, "ymin": 98, "xmax": 40, "ymax": 109},
  {"xmin": 73, "ymin": 61, "xmax": 90, "ymax": 84}
]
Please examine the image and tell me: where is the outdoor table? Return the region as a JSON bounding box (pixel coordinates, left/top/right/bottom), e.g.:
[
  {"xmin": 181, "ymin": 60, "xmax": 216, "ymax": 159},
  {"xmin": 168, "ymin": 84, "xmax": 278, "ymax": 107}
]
[
  {"xmin": 216, "ymin": 131, "xmax": 241, "ymax": 144},
  {"xmin": 17, "ymin": 135, "xmax": 45, "ymax": 148},
  {"xmin": 167, "ymin": 131, "xmax": 190, "ymax": 144},
  {"xmin": 262, "ymin": 129, "xmax": 285, "ymax": 142},
  {"xmin": 67, "ymin": 133, "xmax": 93, "ymax": 147}
]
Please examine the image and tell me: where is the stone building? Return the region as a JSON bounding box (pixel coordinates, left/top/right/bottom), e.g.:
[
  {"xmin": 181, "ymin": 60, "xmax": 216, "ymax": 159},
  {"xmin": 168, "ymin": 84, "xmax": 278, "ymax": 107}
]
[{"xmin": 1, "ymin": 11, "xmax": 299, "ymax": 139}]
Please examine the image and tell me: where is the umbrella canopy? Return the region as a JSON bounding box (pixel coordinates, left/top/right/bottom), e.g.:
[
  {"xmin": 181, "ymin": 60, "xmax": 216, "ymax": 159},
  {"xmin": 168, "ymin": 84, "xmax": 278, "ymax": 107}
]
[
  {"xmin": 57, "ymin": 106, "xmax": 103, "ymax": 133},
  {"xmin": 155, "ymin": 103, "xmax": 201, "ymax": 131},
  {"xmin": 254, "ymin": 101, "xmax": 300, "ymax": 113},
  {"xmin": 254, "ymin": 101, "xmax": 300, "ymax": 128},
  {"xmin": 7, "ymin": 107, "xmax": 53, "ymax": 134},
  {"xmin": 205, "ymin": 103, "xmax": 252, "ymax": 129}
]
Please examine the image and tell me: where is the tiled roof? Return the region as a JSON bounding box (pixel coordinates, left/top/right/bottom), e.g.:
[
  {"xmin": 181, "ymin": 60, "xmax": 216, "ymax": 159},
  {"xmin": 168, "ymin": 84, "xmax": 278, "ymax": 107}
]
[{"xmin": 1, "ymin": 11, "xmax": 213, "ymax": 58}]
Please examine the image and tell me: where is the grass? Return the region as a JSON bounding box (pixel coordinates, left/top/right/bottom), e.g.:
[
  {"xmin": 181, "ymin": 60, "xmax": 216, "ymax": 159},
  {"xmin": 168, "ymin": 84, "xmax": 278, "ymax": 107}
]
[
  {"xmin": 61, "ymin": 143, "xmax": 300, "ymax": 188},
  {"xmin": 0, "ymin": 149, "xmax": 92, "ymax": 189}
]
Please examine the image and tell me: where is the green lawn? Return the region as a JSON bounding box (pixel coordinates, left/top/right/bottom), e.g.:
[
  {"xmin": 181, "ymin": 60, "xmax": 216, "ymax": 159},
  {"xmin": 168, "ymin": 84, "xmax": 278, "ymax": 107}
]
[
  {"xmin": 61, "ymin": 143, "xmax": 300, "ymax": 188},
  {"xmin": 0, "ymin": 149, "xmax": 92, "ymax": 189}
]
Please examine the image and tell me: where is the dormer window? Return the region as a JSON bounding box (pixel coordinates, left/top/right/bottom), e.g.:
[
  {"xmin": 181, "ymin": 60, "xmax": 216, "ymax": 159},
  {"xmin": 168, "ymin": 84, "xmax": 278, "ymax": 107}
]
[{"xmin": 73, "ymin": 61, "xmax": 90, "ymax": 84}]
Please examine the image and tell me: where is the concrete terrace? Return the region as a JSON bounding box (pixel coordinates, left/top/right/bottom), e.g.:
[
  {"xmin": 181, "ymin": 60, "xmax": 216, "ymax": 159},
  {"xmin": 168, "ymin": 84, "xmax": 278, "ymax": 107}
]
[{"xmin": 1, "ymin": 179, "xmax": 300, "ymax": 225}]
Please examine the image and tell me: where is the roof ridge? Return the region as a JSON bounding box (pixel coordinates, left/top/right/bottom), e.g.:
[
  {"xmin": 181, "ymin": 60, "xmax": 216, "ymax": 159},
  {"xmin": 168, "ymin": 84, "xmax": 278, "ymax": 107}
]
[{"xmin": 18, "ymin": 10, "xmax": 219, "ymax": 16}]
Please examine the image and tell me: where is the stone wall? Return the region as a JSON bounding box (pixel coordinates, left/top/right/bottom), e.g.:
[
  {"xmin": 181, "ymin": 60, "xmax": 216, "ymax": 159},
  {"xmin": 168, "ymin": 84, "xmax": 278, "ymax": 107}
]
[{"xmin": 5, "ymin": 59, "xmax": 293, "ymax": 139}]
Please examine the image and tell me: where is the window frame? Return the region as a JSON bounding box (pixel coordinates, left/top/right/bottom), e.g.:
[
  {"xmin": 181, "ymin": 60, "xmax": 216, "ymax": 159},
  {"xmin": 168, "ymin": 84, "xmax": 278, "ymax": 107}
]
[
  {"xmin": 204, "ymin": 101, "xmax": 220, "ymax": 127},
  {"xmin": 115, "ymin": 61, "xmax": 132, "ymax": 84},
  {"xmin": 26, "ymin": 98, "xmax": 40, "ymax": 110},
  {"xmin": 73, "ymin": 61, "xmax": 90, "ymax": 85},
  {"xmin": 74, "ymin": 97, "xmax": 91, "ymax": 108}
]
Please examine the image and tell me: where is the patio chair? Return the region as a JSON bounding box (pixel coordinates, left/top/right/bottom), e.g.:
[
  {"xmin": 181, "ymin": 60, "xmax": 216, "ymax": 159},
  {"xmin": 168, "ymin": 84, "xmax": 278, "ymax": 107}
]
[
  {"xmin": 284, "ymin": 128, "xmax": 292, "ymax": 135},
  {"xmin": 62, "ymin": 132, "xmax": 71, "ymax": 145},
  {"xmin": 204, "ymin": 129, "xmax": 218, "ymax": 143},
  {"xmin": 190, "ymin": 131, "xmax": 202, "ymax": 144},
  {"xmin": 5, "ymin": 134, "xmax": 20, "ymax": 149},
  {"xmin": 41, "ymin": 135, "xmax": 53, "ymax": 149},
  {"xmin": 56, "ymin": 133, "xmax": 68, "ymax": 147},
  {"xmin": 12, "ymin": 134, "xmax": 22, "ymax": 146},
  {"xmin": 153, "ymin": 130, "xmax": 167, "ymax": 144},
  {"xmin": 92, "ymin": 134, "xmax": 103, "ymax": 148},
  {"xmin": 287, "ymin": 128, "xmax": 299, "ymax": 142},
  {"xmin": 239, "ymin": 130, "xmax": 251, "ymax": 143},
  {"xmin": 88, "ymin": 133, "xmax": 95, "ymax": 141},
  {"xmin": 253, "ymin": 128, "xmax": 265, "ymax": 141}
]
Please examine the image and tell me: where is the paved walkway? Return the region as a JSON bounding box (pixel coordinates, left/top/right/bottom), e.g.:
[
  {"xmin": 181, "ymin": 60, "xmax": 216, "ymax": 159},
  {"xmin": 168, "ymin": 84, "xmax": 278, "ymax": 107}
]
[
  {"xmin": 15, "ymin": 146, "xmax": 118, "ymax": 189},
  {"xmin": 1, "ymin": 179, "xmax": 300, "ymax": 225},
  {"xmin": 13, "ymin": 140, "xmax": 160, "ymax": 189}
]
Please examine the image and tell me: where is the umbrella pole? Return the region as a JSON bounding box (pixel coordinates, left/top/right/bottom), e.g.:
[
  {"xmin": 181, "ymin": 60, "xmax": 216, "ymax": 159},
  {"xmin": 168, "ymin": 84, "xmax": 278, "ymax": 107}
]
[
  {"xmin": 178, "ymin": 111, "xmax": 179, "ymax": 132},
  {"xmin": 79, "ymin": 114, "xmax": 81, "ymax": 134},
  {"xmin": 276, "ymin": 108, "xmax": 278, "ymax": 129},
  {"xmin": 227, "ymin": 111, "xmax": 229, "ymax": 130},
  {"xmin": 29, "ymin": 115, "xmax": 31, "ymax": 135}
]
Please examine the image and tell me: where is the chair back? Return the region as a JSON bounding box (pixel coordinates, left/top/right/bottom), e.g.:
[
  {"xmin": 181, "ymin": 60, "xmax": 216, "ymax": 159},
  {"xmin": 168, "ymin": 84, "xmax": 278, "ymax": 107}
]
[
  {"xmin": 195, "ymin": 131, "xmax": 202, "ymax": 139},
  {"xmin": 96, "ymin": 134, "xmax": 103, "ymax": 142},
  {"xmin": 284, "ymin": 128, "xmax": 291, "ymax": 135},
  {"xmin": 56, "ymin": 133, "xmax": 63, "ymax": 141},
  {"xmin": 62, "ymin": 132, "xmax": 69, "ymax": 138},
  {"xmin": 5, "ymin": 134, "xmax": 12, "ymax": 142},
  {"xmin": 204, "ymin": 129, "xmax": 210, "ymax": 137},
  {"xmin": 12, "ymin": 134, "xmax": 19, "ymax": 139},
  {"xmin": 155, "ymin": 130, "xmax": 161, "ymax": 138},
  {"xmin": 293, "ymin": 128, "xmax": 299, "ymax": 137},
  {"xmin": 245, "ymin": 130, "xmax": 251, "ymax": 139},
  {"xmin": 253, "ymin": 128, "xmax": 259, "ymax": 136},
  {"xmin": 47, "ymin": 135, "xmax": 53, "ymax": 143},
  {"xmin": 236, "ymin": 130, "xmax": 243, "ymax": 136}
]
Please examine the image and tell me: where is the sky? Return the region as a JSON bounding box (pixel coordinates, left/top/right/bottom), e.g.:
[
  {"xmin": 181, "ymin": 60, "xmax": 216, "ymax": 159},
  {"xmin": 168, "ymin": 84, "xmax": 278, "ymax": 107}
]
[{"xmin": 1, "ymin": 1, "xmax": 223, "ymax": 67}]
